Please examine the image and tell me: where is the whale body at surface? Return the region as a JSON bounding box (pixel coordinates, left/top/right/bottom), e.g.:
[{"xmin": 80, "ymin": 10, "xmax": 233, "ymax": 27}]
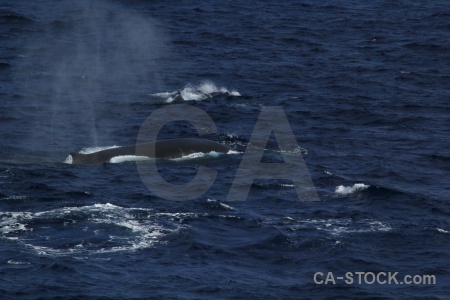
[{"xmin": 68, "ymin": 138, "xmax": 232, "ymax": 165}]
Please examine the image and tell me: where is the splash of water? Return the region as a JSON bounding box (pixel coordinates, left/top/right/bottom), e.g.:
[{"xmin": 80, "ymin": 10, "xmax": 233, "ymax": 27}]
[
  {"xmin": 335, "ymin": 183, "xmax": 370, "ymax": 195},
  {"xmin": 149, "ymin": 81, "xmax": 241, "ymax": 102}
]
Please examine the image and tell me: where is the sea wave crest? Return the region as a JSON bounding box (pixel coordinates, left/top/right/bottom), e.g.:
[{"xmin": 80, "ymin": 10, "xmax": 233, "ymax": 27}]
[
  {"xmin": 149, "ymin": 81, "xmax": 240, "ymax": 102},
  {"xmin": 335, "ymin": 183, "xmax": 370, "ymax": 195}
]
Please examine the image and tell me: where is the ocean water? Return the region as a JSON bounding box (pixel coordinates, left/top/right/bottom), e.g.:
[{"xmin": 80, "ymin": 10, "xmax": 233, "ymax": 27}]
[{"xmin": 1, "ymin": 0, "xmax": 449, "ymax": 299}]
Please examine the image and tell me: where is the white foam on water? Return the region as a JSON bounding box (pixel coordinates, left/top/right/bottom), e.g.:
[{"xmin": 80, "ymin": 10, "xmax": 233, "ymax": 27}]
[
  {"xmin": 150, "ymin": 91, "xmax": 177, "ymax": 98},
  {"xmin": 7, "ymin": 260, "xmax": 31, "ymax": 265},
  {"xmin": 279, "ymin": 183, "xmax": 295, "ymax": 187},
  {"xmin": 335, "ymin": 183, "xmax": 370, "ymax": 195},
  {"xmin": 0, "ymin": 213, "xmax": 28, "ymax": 234},
  {"xmin": 207, "ymin": 199, "xmax": 236, "ymax": 210},
  {"xmin": 0, "ymin": 203, "xmax": 184, "ymax": 256},
  {"xmin": 325, "ymin": 220, "xmax": 391, "ymax": 236},
  {"xmin": 0, "ymin": 195, "xmax": 27, "ymax": 201},
  {"xmin": 436, "ymin": 228, "xmax": 450, "ymax": 234},
  {"xmin": 279, "ymin": 217, "xmax": 391, "ymax": 236},
  {"xmin": 227, "ymin": 149, "xmax": 241, "ymax": 155},
  {"xmin": 148, "ymin": 81, "xmax": 241, "ymax": 102}
]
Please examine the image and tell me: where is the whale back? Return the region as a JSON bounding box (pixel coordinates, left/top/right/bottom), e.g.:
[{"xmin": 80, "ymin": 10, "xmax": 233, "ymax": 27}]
[
  {"xmin": 69, "ymin": 138, "xmax": 232, "ymax": 165},
  {"xmin": 69, "ymin": 144, "xmax": 138, "ymax": 165},
  {"xmin": 149, "ymin": 138, "xmax": 231, "ymax": 159}
]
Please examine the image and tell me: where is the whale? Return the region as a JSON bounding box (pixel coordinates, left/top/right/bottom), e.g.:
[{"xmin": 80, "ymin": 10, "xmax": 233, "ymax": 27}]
[{"xmin": 68, "ymin": 138, "xmax": 233, "ymax": 165}]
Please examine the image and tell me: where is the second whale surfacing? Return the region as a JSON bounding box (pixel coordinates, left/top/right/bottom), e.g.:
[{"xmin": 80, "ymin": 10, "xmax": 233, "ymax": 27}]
[{"xmin": 68, "ymin": 138, "xmax": 233, "ymax": 165}]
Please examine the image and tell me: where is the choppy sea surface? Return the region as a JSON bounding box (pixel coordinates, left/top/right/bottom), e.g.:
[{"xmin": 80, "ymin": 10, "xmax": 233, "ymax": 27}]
[{"xmin": 1, "ymin": 1, "xmax": 449, "ymax": 299}]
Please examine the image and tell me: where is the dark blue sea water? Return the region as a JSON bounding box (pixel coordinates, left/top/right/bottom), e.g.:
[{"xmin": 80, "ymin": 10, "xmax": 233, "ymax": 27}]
[{"xmin": 1, "ymin": 0, "xmax": 450, "ymax": 299}]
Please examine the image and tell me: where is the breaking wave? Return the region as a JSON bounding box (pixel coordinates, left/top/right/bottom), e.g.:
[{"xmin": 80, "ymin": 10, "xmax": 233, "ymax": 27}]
[
  {"xmin": 335, "ymin": 183, "xmax": 370, "ymax": 195},
  {"xmin": 149, "ymin": 81, "xmax": 241, "ymax": 102}
]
